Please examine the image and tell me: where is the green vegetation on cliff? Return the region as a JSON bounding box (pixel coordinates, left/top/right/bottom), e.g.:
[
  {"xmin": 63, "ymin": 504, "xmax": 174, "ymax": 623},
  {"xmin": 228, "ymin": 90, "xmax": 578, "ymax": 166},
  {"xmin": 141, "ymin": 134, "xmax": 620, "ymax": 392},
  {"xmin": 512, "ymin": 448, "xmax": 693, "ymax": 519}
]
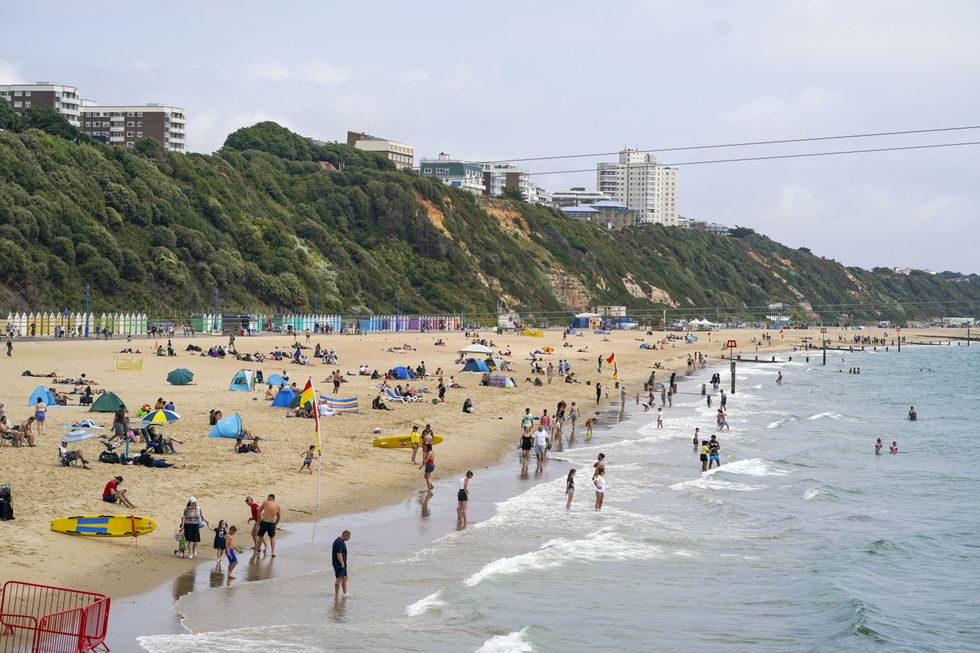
[{"xmin": 0, "ymin": 113, "xmax": 976, "ymax": 322}]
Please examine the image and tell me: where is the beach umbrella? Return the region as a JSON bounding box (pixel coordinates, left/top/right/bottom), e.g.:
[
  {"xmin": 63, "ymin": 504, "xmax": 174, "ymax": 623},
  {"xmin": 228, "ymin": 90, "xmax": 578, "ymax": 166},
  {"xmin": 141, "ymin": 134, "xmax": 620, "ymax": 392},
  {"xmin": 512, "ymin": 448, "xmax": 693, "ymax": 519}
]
[
  {"xmin": 458, "ymin": 343, "xmax": 493, "ymax": 355},
  {"xmin": 166, "ymin": 368, "xmax": 194, "ymax": 385},
  {"xmin": 139, "ymin": 409, "xmax": 181, "ymax": 428}
]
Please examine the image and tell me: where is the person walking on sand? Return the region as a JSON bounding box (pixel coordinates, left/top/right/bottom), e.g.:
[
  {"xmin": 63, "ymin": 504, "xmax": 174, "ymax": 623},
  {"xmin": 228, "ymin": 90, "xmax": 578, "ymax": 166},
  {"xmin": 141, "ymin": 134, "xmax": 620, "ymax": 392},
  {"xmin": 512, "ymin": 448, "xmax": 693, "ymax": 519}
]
[
  {"xmin": 225, "ymin": 526, "xmax": 243, "ymax": 582},
  {"xmin": 595, "ymin": 383, "xmax": 602, "ymax": 405},
  {"xmin": 419, "ymin": 445, "xmax": 435, "ymax": 490},
  {"xmin": 299, "ymin": 445, "xmax": 316, "ymax": 474},
  {"xmin": 34, "ymin": 397, "xmax": 47, "ymax": 437},
  {"xmin": 457, "ymin": 471, "xmax": 473, "ymax": 525},
  {"xmin": 257, "ymin": 494, "xmax": 281, "ymax": 557},
  {"xmin": 565, "ymin": 469, "xmax": 576, "ymax": 509},
  {"xmin": 521, "ymin": 408, "xmax": 534, "ymax": 436},
  {"xmin": 333, "ymin": 530, "xmax": 351, "ymax": 599},
  {"xmin": 6, "ymin": 341, "xmax": 11, "ymax": 357},
  {"xmin": 180, "ymin": 497, "xmax": 209, "ymax": 559},
  {"xmin": 593, "ymin": 470, "xmax": 605, "ymax": 510},
  {"xmin": 245, "ymin": 496, "xmax": 261, "ymax": 550}
]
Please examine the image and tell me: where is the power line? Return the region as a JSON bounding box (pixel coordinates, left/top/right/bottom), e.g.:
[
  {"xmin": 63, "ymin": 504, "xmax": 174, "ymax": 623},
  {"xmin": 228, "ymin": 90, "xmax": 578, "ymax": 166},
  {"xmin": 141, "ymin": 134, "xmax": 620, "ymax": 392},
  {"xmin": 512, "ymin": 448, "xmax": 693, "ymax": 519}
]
[
  {"xmin": 485, "ymin": 124, "xmax": 980, "ymax": 164},
  {"xmin": 525, "ymin": 140, "xmax": 980, "ymax": 176}
]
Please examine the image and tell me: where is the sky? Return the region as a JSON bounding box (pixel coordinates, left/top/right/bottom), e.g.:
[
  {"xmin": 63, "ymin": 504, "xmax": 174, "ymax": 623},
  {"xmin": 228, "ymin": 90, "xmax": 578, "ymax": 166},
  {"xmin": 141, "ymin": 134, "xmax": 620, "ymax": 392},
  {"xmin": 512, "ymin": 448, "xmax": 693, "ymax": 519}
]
[{"xmin": 3, "ymin": 0, "xmax": 979, "ymax": 273}]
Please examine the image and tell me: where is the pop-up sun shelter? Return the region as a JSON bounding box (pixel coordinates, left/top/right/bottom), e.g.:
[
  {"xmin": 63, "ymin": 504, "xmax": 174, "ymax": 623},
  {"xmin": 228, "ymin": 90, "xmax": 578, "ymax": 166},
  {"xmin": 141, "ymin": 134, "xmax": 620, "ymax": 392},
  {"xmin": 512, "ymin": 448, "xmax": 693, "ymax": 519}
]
[
  {"xmin": 229, "ymin": 370, "xmax": 256, "ymax": 391},
  {"xmin": 391, "ymin": 366, "xmax": 415, "ymax": 380},
  {"xmin": 458, "ymin": 343, "xmax": 493, "ymax": 356},
  {"xmin": 462, "ymin": 358, "xmax": 490, "ymax": 373},
  {"xmin": 89, "ymin": 392, "xmax": 125, "ymax": 413},
  {"xmin": 208, "ymin": 412, "xmax": 243, "ymax": 438},
  {"xmin": 271, "ymin": 387, "xmax": 297, "ymax": 407},
  {"xmin": 265, "ymin": 373, "xmax": 288, "ymax": 387},
  {"xmin": 27, "ymin": 386, "xmax": 56, "ymax": 406}
]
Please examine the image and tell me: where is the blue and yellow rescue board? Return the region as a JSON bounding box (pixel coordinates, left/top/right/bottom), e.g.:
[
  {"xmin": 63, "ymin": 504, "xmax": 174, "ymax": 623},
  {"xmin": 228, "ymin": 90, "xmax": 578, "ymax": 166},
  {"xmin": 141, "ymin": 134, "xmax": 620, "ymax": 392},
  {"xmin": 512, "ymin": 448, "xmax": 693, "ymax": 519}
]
[{"xmin": 50, "ymin": 514, "xmax": 157, "ymax": 538}]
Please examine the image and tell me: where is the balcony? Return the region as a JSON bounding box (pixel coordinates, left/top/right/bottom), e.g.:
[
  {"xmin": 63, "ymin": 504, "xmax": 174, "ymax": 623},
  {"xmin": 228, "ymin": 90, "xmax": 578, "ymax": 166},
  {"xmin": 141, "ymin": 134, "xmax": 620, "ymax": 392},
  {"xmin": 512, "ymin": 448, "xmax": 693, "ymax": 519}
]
[
  {"xmin": 110, "ymin": 126, "xmax": 124, "ymax": 132},
  {"xmin": 109, "ymin": 136, "xmax": 124, "ymax": 143}
]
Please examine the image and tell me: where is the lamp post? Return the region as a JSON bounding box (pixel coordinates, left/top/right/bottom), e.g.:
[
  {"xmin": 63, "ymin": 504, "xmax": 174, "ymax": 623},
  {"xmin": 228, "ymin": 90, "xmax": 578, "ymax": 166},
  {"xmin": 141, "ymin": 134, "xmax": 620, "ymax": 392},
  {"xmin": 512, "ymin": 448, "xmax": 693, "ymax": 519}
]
[
  {"xmin": 820, "ymin": 327, "xmax": 827, "ymax": 365},
  {"xmin": 84, "ymin": 283, "xmax": 91, "ymax": 338},
  {"xmin": 726, "ymin": 339, "xmax": 737, "ymax": 394}
]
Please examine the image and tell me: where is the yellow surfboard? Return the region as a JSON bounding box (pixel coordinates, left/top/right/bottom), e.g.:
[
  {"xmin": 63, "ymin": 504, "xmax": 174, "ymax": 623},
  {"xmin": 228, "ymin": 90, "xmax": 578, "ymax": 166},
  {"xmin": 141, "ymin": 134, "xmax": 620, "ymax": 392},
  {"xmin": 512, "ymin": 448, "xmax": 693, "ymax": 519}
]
[
  {"xmin": 372, "ymin": 434, "xmax": 444, "ymax": 449},
  {"xmin": 50, "ymin": 514, "xmax": 157, "ymax": 538}
]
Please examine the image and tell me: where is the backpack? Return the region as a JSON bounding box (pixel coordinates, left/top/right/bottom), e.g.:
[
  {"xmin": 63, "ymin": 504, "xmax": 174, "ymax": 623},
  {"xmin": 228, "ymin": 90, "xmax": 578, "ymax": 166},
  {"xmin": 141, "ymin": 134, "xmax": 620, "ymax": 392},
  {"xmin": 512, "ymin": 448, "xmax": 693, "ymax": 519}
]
[{"xmin": 99, "ymin": 451, "xmax": 120, "ymax": 464}]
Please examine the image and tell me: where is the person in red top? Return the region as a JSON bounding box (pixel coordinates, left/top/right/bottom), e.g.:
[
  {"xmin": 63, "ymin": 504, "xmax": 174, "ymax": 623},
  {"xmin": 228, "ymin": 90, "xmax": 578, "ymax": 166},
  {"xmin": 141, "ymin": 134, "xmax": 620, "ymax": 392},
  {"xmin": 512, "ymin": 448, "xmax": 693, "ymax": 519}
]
[
  {"xmin": 103, "ymin": 475, "xmax": 136, "ymax": 508},
  {"xmin": 245, "ymin": 495, "xmax": 260, "ymax": 549}
]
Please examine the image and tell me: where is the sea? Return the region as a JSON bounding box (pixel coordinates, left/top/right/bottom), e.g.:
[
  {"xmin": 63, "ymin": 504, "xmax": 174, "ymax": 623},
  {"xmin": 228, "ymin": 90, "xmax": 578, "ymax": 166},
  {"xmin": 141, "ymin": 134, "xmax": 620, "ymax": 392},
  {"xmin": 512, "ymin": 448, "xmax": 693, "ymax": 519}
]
[{"xmin": 128, "ymin": 342, "xmax": 980, "ymax": 653}]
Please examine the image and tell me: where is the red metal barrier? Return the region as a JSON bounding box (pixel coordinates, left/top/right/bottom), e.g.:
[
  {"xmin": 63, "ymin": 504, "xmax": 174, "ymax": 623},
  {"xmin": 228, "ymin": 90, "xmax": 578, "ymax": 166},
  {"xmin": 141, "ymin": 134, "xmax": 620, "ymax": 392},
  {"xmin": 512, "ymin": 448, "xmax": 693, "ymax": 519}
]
[{"xmin": 0, "ymin": 581, "xmax": 109, "ymax": 652}]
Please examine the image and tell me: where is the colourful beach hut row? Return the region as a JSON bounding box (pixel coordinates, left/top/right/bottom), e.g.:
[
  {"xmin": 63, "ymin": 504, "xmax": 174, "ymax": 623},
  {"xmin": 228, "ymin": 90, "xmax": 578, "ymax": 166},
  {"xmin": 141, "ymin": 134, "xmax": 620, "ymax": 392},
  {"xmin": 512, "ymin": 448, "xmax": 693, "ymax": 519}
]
[
  {"xmin": 352, "ymin": 315, "xmax": 462, "ymax": 332},
  {"xmin": 1, "ymin": 312, "xmax": 147, "ymax": 336}
]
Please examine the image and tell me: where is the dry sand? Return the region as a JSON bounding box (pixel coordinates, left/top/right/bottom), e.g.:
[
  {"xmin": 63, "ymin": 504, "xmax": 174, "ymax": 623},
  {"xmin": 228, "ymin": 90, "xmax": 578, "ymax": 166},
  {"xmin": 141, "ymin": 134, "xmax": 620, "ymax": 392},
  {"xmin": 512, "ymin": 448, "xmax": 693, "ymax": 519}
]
[{"xmin": 0, "ymin": 325, "xmax": 958, "ymax": 599}]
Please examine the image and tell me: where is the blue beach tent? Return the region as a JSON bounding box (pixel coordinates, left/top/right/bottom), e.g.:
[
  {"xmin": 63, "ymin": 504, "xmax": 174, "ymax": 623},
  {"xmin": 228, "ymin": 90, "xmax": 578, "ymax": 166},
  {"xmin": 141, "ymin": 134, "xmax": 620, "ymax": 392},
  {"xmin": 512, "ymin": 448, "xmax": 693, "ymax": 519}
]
[
  {"xmin": 229, "ymin": 370, "xmax": 256, "ymax": 392},
  {"xmin": 392, "ymin": 366, "xmax": 415, "ymax": 380},
  {"xmin": 28, "ymin": 385, "xmax": 57, "ymax": 406},
  {"xmin": 462, "ymin": 358, "xmax": 490, "ymax": 373},
  {"xmin": 265, "ymin": 373, "xmax": 288, "ymax": 387},
  {"xmin": 208, "ymin": 413, "xmax": 243, "ymax": 438},
  {"xmin": 271, "ymin": 387, "xmax": 297, "ymax": 407}
]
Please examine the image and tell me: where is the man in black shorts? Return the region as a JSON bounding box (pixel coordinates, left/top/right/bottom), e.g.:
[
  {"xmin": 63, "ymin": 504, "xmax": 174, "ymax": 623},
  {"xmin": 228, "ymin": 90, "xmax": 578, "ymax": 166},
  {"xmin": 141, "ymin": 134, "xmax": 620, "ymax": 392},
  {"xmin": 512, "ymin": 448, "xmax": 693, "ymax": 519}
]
[
  {"xmin": 519, "ymin": 430, "xmax": 533, "ymax": 472},
  {"xmin": 257, "ymin": 493, "xmax": 281, "ymax": 557},
  {"xmin": 332, "ymin": 529, "xmax": 351, "ymax": 599}
]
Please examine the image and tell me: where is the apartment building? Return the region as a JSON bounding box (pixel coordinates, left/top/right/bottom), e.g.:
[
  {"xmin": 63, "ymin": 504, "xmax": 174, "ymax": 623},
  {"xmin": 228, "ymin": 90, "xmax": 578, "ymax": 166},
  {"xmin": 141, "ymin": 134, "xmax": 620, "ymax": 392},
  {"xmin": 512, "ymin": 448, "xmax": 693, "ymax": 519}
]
[
  {"xmin": 79, "ymin": 104, "xmax": 186, "ymax": 151},
  {"xmin": 562, "ymin": 200, "xmax": 637, "ymax": 231},
  {"xmin": 347, "ymin": 131, "xmax": 414, "ymax": 170},
  {"xmin": 596, "ymin": 148, "xmax": 679, "ymax": 225},
  {"xmin": 0, "ymin": 82, "xmax": 81, "ymax": 126},
  {"xmin": 419, "ymin": 153, "xmax": 484, "ymax": 194},
  {"xmin": 551, "ymin": 187, "xmax": 611, "ymax": 208},
  {"xmin": 479, "ymin": 162, "xmax": 540, "ymax": 203}
]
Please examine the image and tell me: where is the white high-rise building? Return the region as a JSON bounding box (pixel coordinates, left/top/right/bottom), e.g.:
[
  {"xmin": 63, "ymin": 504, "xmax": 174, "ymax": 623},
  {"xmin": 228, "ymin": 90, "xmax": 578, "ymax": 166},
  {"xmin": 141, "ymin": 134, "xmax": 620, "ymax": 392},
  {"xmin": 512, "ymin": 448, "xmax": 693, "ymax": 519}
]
[{"xmin": 596, "ymin": 148, "xmax": 679, "ymax": 225}]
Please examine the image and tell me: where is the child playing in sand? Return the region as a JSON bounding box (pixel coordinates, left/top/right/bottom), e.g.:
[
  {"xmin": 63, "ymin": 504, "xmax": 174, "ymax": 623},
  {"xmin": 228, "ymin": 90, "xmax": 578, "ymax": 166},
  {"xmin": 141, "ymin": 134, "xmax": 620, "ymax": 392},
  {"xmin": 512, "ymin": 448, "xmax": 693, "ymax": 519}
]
[
  {"xmin": 300, "ymin": 445, "xmax": 316, "ymax": 473},
  {"xmin": 225, "ymin": 526, "xmax": 243, "ymax": 580}
]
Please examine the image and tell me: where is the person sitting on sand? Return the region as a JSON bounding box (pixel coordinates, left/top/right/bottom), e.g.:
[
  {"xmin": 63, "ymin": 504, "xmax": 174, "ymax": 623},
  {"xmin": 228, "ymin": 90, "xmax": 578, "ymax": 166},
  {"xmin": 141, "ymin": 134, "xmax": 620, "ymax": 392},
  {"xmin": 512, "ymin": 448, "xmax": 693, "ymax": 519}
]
[
  {"xmin": 103, "ymin": 475, "xmax": 136, "ymax": 508},
  {"xmin": 371, "ymin": 395, "xmax": 390, "ymax": 411},
  {"xmin": 265, "ymin": 384, "xmax": 279, "ymax": 401},
  {"xmin": 462, "ymin": 398, "xmax": 474, "ymax": 414},
  {"xmin": 15, "ymin": 416, "xmax": 37, "ymax": 447},
  {"xmin": 59, "ymin": 440, "xmax": 91, "ymax": 468},
  {"xmin": 235, "ymin": 437, "xmax": 262, "ymax": 454}
]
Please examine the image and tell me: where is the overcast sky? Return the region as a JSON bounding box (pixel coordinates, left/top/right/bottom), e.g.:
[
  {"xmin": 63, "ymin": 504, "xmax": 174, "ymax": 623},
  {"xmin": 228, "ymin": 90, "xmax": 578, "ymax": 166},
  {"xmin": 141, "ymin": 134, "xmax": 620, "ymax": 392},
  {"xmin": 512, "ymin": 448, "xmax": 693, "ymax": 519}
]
[{"xmin": 4, "ymin": 1, "xmax": 978, "ymax": 273}]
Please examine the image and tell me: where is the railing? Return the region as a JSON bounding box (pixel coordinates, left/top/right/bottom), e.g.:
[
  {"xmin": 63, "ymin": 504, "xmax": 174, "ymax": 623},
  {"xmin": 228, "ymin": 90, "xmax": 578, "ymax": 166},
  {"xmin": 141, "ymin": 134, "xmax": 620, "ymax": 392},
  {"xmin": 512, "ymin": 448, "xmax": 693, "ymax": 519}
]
[{"xmin": 0, "ymin": 581, "xmax": 110, "ymax": 652}]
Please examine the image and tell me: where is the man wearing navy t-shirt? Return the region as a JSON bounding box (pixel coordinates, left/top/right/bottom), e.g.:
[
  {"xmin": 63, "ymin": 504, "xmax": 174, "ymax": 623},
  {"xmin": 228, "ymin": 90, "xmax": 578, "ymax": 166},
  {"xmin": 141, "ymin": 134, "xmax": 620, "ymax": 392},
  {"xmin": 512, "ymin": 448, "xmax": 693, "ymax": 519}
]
[{"xmin": 332, "ymin": 530, "xmax": 351, "ymax": 599}]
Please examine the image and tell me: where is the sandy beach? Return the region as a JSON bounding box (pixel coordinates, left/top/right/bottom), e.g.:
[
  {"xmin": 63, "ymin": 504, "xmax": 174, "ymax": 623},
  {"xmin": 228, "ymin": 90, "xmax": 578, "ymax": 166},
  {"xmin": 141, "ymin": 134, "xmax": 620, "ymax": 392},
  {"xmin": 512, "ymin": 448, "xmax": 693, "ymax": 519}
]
[{"xmin": 0, "ymin": 324, "xmax": 960, "ymax": 600}]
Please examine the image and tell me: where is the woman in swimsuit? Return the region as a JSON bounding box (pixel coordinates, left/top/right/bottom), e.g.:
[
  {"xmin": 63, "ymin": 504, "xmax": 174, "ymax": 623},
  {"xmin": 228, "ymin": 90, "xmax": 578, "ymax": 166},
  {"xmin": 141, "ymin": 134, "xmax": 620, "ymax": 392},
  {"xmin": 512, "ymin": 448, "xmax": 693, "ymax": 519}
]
[
  {"xmin": 419, "ymin": 445, "xmax": 435, "ymax": 491},
  {"xmin": 457, "ymin": 471, "xmax": 473, "ymax": 525},
  {"xmin": 565, "ymin": 468, "xmax": 576, "ymax": 509},
  {"xmin": 34, "ymin": 398, "xmax": 46, "ymax": 436}
]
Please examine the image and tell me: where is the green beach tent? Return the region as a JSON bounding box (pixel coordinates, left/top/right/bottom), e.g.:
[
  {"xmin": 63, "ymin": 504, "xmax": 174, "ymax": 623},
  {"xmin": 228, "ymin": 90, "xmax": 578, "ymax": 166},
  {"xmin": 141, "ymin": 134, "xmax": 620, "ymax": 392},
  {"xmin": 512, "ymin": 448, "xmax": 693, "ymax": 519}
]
[{"xmin": 89, "ymin": 392, "xmax": 126, "ymax": 413}]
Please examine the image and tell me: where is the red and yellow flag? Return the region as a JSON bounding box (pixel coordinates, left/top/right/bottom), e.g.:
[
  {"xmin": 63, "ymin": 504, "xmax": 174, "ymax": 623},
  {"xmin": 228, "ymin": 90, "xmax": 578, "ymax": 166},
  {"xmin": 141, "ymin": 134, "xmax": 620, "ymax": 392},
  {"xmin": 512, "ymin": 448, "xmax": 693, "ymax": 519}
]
[
  {"xmin": 606, "ymin": 353, "xmax": 620, "ymax": 381},
  {"xmin": 301, "ymin": 377, "xmax": 321, "ymax": 453}
]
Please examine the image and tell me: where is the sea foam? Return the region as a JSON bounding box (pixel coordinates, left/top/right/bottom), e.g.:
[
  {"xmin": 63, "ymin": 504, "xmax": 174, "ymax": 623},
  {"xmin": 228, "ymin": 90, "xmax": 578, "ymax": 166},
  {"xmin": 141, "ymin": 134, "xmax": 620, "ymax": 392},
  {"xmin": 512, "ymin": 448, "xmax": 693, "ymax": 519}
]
[{"xmin": 475, "ymin": 628, "xmax": 534, "ymax": 653}]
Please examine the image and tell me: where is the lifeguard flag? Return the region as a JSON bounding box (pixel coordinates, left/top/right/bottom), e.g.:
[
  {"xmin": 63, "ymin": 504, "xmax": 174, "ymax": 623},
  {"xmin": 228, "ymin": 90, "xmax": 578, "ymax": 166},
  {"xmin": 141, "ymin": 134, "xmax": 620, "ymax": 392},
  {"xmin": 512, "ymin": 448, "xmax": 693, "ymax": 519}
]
[
  {"xmin": 301, "ymin": 378, "xmax": 321, "ymax": 453},
  {"xmin": 606, "ymin": 353, "xmax": 620, "ymax": 381}
]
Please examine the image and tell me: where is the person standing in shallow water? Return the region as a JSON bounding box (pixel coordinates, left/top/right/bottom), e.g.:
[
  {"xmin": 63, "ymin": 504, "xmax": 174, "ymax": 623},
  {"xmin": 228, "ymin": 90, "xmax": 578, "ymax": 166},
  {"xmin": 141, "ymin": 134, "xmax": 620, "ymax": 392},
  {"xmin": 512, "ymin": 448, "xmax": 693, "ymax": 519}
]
[
  {"xmin": 333, "ymin": 530, "xmax": 351, "ymax": 599},
  {"xmin": 565, "ymin": 469, "xmax": 576, "ymax": 509},
  {"xmin": 875, "ymin": 438, "xmax": 883, "ymax": 455},
  {"xmin": 457, "ymin": 471, "xmax": 473, "ymax": 525}
]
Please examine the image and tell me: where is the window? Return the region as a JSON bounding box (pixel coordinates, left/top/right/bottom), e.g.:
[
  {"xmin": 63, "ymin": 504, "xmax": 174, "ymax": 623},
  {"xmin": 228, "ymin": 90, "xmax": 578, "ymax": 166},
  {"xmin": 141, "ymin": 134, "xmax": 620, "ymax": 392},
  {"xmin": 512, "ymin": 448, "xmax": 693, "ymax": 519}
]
[
  {"xmin": 137, "ymin": 112, "xmax": 143, "ymax": 117},
  {"xmin": 127, "ymin": 112, "xmax": 134, "ymax": 117},
  {"xmin": 127, "ymin": 121, "xmax": 134, "ymax": 127},
  {"xmin": 13, "ymin": 101, "xmax": 21, "ymax": 107},
  {"xmin": 24, "ymin": 91, "xmax": 31, "ymax": 96},
  {"xmin": 126, "ymin": 141, "xmax": 134, "ymax": 147},
  {"xmin": 85, "ymin": 122, "xmax": 91, "ymax": 127},
  {"xmin": 137, "ymin": 121, "xmax": 142, "ymax": 127},
  {"xmin": 14, "ymin": 91, "xmax": 22, "ymax": 96},
  {"xmin": 24, "ymin": 101, "xmax": 30, "ymax": 107},
  {"xmin": 126, "ymin": 131, "xmax": 134, "ymax": 137},
  {"xmin": 422, "ymin": 168, "xmax": 432, "ymax": 173},
  {"xmin": 137, "ymin": 131, "xmax": 143, "ymax": 137}
]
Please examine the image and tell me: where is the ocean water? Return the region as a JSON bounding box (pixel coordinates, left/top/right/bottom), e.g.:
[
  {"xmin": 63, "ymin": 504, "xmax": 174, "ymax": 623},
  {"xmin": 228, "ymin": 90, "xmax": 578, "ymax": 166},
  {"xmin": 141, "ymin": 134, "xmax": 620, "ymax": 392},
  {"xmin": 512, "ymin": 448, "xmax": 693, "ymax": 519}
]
[{"xmin": 135, "ymin": 344, "xmax": 980, "ymax": 652}]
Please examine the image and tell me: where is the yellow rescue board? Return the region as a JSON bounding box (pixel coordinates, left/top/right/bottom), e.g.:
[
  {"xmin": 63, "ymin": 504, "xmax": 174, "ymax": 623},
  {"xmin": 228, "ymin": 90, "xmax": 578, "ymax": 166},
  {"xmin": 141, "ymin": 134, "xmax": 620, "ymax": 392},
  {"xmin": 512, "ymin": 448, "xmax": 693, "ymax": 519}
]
[
  {"xmin": 50, "ymin": 514, "xmax": 157, "ymax": 538},
  {"xmin": 372, "ymin": 434, "xmax": 444, "ymax": 449}
]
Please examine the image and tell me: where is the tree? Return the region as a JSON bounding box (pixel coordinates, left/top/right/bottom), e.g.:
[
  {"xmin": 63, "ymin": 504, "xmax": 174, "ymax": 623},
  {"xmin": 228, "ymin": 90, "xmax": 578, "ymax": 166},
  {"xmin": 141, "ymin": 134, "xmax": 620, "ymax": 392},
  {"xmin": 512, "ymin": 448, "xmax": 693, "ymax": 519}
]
[
  {"xmin": 729, "ymin": 226, "xmax": 756, "ymax": 238},
  {"xmin": 20, "ymin": 108, "xmax": 91, "ymax": 143},
  {"xmin": 0, "ymin": 99, "xmax": 21, "ymax": 131},
  {"xmin": 501, "ymin": 188, "xmax": 526, "ymax": 202}
]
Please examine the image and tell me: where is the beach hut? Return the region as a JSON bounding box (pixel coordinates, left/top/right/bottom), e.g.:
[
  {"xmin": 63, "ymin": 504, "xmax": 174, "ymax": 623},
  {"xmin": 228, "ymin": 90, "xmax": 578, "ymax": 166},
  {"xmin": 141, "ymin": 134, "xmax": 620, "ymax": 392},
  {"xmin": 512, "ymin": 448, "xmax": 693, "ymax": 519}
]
[
  {"xmin": 271, "ymin": 387, "xmax": 297, "ymax": 407},
  {"xmin": 89, "ymin": 392, "xmax": 125, "ymax": 413},
  {"xmin": 208, "ymin": 413, "xmax": 243, "ymax": 438},
  {"xmin": 27, "ymin": 386, "xmax": 57, "ymax": 406},
  {"xmin": 462, "ymin": 358, "xmax": 490, "ymax": 373},
  {"xmin": 229, "ymin": 370, "xmax": 256, "ymax": 392}
]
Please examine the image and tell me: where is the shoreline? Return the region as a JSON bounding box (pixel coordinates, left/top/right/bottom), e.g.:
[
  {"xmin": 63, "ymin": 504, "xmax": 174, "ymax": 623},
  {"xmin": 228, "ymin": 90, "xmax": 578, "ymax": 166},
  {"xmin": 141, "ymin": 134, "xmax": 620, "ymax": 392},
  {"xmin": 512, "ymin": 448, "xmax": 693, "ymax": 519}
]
[{"xmin": 1, "ymin": 327, "xmax": 966, "ymax": 613}]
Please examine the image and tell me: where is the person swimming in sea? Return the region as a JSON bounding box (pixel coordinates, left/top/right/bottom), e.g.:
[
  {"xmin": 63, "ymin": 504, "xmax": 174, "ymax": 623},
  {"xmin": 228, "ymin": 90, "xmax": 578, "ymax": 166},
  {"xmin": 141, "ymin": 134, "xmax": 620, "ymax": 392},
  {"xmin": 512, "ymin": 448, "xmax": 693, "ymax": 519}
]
[
  {"xmin": 875, "ymin": 438, "xmax": 883, "ymax": 455},
  {"xmin": 908, "ymin": 406, "xmax": 917, "ymax": 421},
  {"xmin": 889, "ymin": 441, "xmax": 898, "ymax": 454}
]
